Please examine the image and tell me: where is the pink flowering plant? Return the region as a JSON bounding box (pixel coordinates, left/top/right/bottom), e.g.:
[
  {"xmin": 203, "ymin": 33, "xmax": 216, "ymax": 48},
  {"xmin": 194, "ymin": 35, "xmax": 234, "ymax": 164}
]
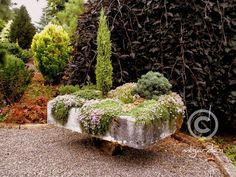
[{"xmin": 79, "ymin": 99, "xmax": 123, "ymax": 135}]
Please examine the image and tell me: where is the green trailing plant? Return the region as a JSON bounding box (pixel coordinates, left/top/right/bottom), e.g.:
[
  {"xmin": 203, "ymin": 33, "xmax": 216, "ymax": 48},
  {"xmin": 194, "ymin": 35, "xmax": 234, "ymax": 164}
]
[
  {"xmin": 0, "ymin": 52, "xmax": 32, "ymax": 105},
  {"xmin": 108, "ymin": 83, "xmax": 137, "ymax": 103},
  {"xmin": 31, "ymin": 24, "xmax": 72, "ymax": 84},
  {"xmin": 125, "ymin": 101, "xmax": 163, "ymax": 124},
  {"xmin": 9, "ymin": 6, "xmax": 36, "ymax": 49},
  {"xmin": 134, "ymin": 71, "xmax": 172, "ymax": 100},
  {"xmin": 95, "ymin": 8, "xmax": 112, "ymax": 95},
  {"xmin": 51, "ymin": 95, "xmax": 85, "ymax": 125},
  {"xmin": 58, "ymin": 85, "xmax": 80, "ymax": 95},
  {"xmin": 79, "ymin": 99, "xmax": 123, "ymax": 135},
  {"xmin": 74, "ymin": 89, "xmax": 103, "ymax": 100},
  {"xmin": 125, "ymin": 92, "xmax": 185, "ymax": 124},
  {"xmin": 52, "ymin": 101, "xmax": 69, "ymax": 125}
]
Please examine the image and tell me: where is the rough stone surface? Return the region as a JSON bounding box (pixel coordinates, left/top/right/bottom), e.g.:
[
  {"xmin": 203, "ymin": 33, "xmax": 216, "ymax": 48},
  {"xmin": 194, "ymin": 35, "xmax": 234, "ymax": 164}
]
[
  {"xmin": 48, "ymin": 101, "xmax": 181, "ymax": 149},
  {"xmin": 0, "ymin": 126, "xmax": 224, "ymax": 177}
]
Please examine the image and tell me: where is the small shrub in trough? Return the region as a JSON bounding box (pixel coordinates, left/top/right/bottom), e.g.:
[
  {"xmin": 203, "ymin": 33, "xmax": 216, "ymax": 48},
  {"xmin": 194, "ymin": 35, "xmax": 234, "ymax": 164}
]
[{"xmin": 134, "ymin": 71, "xmax": 172, "ymax": 100}]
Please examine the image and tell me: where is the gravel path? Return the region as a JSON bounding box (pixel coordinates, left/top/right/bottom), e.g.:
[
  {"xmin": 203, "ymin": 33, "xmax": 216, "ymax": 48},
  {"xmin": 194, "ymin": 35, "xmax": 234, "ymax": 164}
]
[{"xmin": 0, "ymin": 126, "xmax": 224, "ymax": 177}]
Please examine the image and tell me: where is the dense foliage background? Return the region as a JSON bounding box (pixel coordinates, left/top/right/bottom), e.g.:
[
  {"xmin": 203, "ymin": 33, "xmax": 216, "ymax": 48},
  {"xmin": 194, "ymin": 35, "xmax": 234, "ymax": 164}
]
[{"xmin": 63, "ymin": 0, "xmax": 236, "ymax": 129}]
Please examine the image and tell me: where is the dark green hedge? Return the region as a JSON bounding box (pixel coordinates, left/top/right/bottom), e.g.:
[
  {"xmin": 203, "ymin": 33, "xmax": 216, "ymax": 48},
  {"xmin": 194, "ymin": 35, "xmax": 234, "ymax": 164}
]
[{"xmin": 63, "ymin": 0, "xmax": 236, "ymax": 129}]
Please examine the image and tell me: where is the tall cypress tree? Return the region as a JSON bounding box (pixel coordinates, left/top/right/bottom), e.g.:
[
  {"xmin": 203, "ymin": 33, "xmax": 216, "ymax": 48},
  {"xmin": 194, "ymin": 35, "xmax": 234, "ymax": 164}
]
[
  {"xmin": 9, "ymin": 5, "xmax": 36, "ymax": 49},
  {"xmin": 95, "ymin": 8, "xmax": 113, "ymax": 95}
]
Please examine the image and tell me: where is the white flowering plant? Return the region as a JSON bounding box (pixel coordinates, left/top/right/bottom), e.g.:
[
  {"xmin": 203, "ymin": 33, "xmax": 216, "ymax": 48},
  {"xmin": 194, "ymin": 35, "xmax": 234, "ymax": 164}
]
[{"xmin": 51, "ymin": 95, "xmax": 85, "ymax": 125}]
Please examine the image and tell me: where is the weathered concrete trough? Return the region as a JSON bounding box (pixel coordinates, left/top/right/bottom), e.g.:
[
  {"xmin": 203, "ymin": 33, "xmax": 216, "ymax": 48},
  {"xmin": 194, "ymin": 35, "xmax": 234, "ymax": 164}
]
[{"xmin": 47, "ymin": 97, "xmax": 183, "ymax": 149}]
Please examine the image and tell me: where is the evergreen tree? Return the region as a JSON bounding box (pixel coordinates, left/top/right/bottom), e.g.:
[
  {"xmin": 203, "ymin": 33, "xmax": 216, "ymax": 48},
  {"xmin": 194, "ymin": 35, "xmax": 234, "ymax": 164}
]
[
  {"xmin": 56, "ymin": 0, "xmax": 84, "ymax": 36},
  {"xmin": 36, "ymin": 0, "xmax": 69, "ymax": 32},
  {"xmin": 37, "ymin": 7, "xmax": 52, "ymax": 32},
  {"xmin": 9, "ymin": 5, "xmax": 36, "ymax": 49},
  {"xmin": 47, "ymin": 0, "xmax": 68, "ymax": 18},
  {"xmin": 95, "ymin": 8, "xmax": 112, "ymax": 95}
]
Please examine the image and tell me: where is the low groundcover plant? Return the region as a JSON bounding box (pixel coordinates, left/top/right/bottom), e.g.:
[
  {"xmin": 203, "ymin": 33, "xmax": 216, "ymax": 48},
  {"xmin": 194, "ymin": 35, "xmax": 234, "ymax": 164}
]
[
  {"xmin": 51, "ymin": 95, "xmax": 85, "ymax": 125},
  {"xmin": 125, "ymin": 92, "xmax": 185, "ymax": 124},
  {"xmin": 79, "ymin": 99, "xmax": 123, "ymax": 135}
]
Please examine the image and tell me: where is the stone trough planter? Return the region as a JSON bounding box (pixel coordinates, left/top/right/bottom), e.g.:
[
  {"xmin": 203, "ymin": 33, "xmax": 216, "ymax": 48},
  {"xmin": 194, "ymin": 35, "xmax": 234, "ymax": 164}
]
[{"xmin": 47, "ymin": 95, "xmax": 184, "ymax": 149}]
